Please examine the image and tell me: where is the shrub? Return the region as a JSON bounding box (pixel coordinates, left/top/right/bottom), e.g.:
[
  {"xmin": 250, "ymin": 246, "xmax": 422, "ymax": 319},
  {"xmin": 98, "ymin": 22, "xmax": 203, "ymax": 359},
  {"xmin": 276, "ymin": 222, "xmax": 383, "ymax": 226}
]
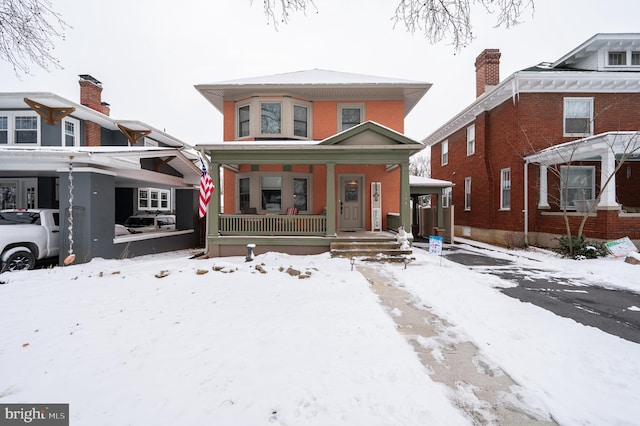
[{"xmin": 557, "ymin": 235, "xmax": 608, "ymax": 259}]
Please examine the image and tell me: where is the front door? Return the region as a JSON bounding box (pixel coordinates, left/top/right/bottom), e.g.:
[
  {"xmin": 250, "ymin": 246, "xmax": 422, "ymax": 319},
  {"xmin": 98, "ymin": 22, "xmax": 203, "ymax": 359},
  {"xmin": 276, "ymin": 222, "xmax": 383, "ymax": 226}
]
[{"xmin": 338, "ymin": 175, "xmax": 364, "ymax": 230}]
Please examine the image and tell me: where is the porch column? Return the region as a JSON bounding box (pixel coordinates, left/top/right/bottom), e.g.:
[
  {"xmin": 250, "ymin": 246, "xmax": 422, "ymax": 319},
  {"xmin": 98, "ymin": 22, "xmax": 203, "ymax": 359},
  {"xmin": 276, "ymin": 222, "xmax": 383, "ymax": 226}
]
[
  {"xmin": 599, "ymin": 151, "xmax": 618, "ymax": 208},
  {"xmin": 208, "ymin": 161, "xmax": 221, "ymax": 237},
  {"xmin": 538, "ymin": 165, "xmax": 550, "ymax": 208},
  {"xmin": 400, "ymin": 161, "xmax": 411, "ymax": 232},
  {"xmin": 325, "ymin": 162, "xmax": 336, "ymax": 237}
]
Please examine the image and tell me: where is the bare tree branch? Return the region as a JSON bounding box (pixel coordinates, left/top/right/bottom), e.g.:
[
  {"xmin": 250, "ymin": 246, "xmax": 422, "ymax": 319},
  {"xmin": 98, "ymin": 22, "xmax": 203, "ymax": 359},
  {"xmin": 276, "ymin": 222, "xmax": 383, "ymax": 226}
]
[
  {"xmin": 0, "ymin": 0, "xmax": 71, "ymax": 76},
  {"xmin": 255, "ymin": 0, "xmax": 317, "ymax": 29}
]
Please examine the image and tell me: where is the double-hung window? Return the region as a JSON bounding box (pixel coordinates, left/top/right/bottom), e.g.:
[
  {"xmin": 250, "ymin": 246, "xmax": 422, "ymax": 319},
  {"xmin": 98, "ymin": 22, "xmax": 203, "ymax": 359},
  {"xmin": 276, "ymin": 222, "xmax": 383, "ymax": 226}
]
[
  {"xmin": 63, "ymin": 117, "xmax": 79, "ymax": 147},
  {"xmin": 464, "ymin": 177, "xmax": 472, "ymax": 211},
  {"xmin": 564, "ymin": 98, "xmax": 593, "ymax": 136},
  {"xmin": 608, "ymin": 51, "xmax": 626, "ymax": 66},
  {"xmin": 0, "ymin": 117, "xmax": 7, "ymax": 144},
  {"xmin": 138, "ymin": 188, "xmax": 170, "ymax": 211},
  {"xmin": 238, "ymin": 105, "xmax": 250, "ymax": 138},
  {"xmin": 441, "ymin": 140, "xmax": 449, "ymax": 166},
  {"xmin": 560, "ymin": 166, "xmax": 595, "ymax": 210},
  {"xmin": 15, "ymin": 116, "xmax": 38, "ymax": 144},
  {"xmin": 293, "ymin": 105, "xmax": 308, "ymax": 138},
  {"xmin": 261, "ymin": 102, "xmax": 282, "ymax": 135},
  {"xmin": 442, "ymin": 187, "xmax": 452, "ymax": 208},
  {"xmin": 261, "ymin": 176, "xmax": 282, "ymax": 211},
  {"xmin": 293, "ymin": 177, "xmax": 308, "ymax": 211},
  {"xmin": 466, "ymin": 125, "xmax": 475, "ymax": 156},
  {"xmin": 500, "ymin": 168, "xmax": 511, "ymax": 210},
  {"xmin": 339, "ymin": 104, "xmax": 364, "ymax": 131}
]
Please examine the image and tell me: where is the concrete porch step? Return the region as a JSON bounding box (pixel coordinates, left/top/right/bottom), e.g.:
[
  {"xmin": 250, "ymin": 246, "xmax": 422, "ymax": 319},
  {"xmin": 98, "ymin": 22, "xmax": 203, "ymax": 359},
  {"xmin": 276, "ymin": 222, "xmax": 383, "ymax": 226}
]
[{"xmin": 330, "ymin": 241, "xmax": 412, "ymax": 261}]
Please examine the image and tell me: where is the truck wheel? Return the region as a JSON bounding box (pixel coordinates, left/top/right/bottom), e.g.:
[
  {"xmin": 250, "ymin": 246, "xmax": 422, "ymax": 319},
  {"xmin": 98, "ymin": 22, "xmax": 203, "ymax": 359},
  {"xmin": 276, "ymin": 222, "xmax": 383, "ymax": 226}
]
[{"xmin": 1, "ymin": 250, "xmax": 36, "ymax": 272}]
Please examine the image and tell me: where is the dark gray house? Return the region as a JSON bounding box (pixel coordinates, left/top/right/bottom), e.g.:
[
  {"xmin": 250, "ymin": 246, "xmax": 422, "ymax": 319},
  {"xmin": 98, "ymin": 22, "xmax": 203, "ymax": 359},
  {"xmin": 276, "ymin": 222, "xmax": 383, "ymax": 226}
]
[{"xmin": 0, "ymin": 75, "xmax": 203, "ymax": 265}]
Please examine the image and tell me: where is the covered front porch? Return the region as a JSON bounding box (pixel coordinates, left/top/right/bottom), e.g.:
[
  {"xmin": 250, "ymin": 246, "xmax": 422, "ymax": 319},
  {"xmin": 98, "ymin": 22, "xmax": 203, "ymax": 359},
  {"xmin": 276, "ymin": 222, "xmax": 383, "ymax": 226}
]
[
  {"xmin": 198, "ymin": 122, "xmax": 433, "ymax": 257},
  {"xmin": 524, "ymin": 131, "xmax": 640, "ymax": 245}
]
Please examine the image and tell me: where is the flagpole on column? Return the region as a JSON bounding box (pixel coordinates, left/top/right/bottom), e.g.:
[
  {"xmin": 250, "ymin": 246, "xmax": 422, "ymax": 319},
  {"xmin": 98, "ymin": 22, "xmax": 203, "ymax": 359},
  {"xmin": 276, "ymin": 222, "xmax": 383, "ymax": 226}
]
[{"xmin": 198, "ymin": 149, "xmax": 214, "ymax": 254}]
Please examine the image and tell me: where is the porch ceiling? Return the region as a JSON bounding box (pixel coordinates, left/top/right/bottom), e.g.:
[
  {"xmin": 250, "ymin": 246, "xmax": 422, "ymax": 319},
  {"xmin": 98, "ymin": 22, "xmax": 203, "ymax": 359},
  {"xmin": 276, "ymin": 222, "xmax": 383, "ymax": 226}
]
[{"xmin": 524, "ymin": 131, "xmax": 640, "ymax": 165}]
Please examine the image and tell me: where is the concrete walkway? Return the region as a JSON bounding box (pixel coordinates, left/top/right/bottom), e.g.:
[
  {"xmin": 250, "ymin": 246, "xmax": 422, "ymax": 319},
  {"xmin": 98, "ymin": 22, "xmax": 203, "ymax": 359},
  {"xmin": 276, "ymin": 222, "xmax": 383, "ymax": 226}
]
[{"xmin": 357, "ymin": 265, "xmax": 557, "ymax": 425}]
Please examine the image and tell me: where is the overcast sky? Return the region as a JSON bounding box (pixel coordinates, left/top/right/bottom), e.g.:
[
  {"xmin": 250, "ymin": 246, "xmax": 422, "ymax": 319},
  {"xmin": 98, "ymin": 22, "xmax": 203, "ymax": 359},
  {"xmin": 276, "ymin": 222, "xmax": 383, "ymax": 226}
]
[{"xmin": 1, "ymin": 0, "xmax": 639, "ymax": 146}]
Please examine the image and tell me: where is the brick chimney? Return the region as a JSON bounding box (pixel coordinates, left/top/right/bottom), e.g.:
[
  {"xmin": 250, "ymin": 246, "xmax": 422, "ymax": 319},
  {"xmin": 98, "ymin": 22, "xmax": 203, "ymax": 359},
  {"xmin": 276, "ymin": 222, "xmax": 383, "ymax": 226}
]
[
  {"xmin": 475, "ymin": 49, "xmax": 501, "ymax": 97},
  {"xmin": 79, "ymin": 74, "xmax": 110, "ymax": 147}
]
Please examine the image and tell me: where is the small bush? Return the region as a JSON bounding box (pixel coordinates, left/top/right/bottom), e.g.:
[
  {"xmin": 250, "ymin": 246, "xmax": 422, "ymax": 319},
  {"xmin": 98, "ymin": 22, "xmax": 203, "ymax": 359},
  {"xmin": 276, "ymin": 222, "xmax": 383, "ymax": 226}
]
[{"xmin": 557, "ymin": 235, "xmax": 608, "ymax": 259}]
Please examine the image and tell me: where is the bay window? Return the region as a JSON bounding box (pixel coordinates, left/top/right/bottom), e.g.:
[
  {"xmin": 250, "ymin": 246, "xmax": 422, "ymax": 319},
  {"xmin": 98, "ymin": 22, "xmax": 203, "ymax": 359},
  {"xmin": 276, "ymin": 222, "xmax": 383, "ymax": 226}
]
[{"xmin": 261, "ymin": 102, "xmax": 282, "ymax": 135}]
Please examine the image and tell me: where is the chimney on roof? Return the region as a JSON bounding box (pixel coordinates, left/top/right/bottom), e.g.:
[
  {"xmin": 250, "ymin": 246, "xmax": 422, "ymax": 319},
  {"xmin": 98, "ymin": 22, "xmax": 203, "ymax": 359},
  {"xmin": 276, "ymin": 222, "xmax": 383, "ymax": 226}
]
[
  {"xmin": 79, "ymin": 74, "xmax": 110, "ymax": 116},
  {"xmin": 475, "ymin": 49, "xmax": 501, "ymax": 97}
]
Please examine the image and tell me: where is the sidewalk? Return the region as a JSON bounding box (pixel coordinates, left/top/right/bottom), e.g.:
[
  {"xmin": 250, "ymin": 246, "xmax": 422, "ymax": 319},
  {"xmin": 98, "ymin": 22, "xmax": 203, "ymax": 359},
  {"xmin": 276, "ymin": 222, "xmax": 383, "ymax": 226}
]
[{"xmin": 357, "ymin": 264, "xmax": 557, "ymax": 425}]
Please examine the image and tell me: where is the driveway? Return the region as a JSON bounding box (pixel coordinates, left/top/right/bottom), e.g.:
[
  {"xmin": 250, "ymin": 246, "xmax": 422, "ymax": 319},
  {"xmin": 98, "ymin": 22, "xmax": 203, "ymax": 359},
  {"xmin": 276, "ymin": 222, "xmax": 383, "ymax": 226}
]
[{"xmin": 413, "ymin": 241, "xmax": 640, "ymax": 344}]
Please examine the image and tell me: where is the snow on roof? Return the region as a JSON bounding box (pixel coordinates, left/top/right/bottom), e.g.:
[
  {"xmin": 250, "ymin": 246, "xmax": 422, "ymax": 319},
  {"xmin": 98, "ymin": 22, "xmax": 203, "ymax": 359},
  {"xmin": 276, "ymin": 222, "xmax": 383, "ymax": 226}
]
[{"xmin": 202, "ymin": 68, "xmax": 429, "ymax": 86}]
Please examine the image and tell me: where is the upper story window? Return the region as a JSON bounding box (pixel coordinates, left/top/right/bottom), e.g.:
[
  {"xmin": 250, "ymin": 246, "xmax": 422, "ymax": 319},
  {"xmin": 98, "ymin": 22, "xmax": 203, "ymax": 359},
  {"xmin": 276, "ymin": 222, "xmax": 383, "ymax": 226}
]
[
  {"xmin": 0, "ymin": 112, "xmax": 40, "ymax": 145},
  {"xmin": 235, "ymin": 98, "xmax": 312, "ymax": 140},
  {"xmin": 63, "ymin": 117, "xmax": 80, "ymax": 147},
  {"xmin": 606, "ymin": 49, "xmax": 640, "ymax": 68},
  {"xmin": 466, "ymin": 124, "xmax": 475, "ymax": 156},
  {"xmin": 339, "ymin": 104, "xmax": 364, "ymax": 131},
  {"xmin": 293, "ymin": 105, "xmax": 308, "ymax": 138},
  {"xmin": 261, "ymin": 102, "xmax": 282, "ymax": 135},
  {"xmin": 238, "ymin": 105, "xmax": 250, "ymax": 138},
  {"xmin": 441, "ymin": 140, "xmax": 449, "ymax": 166},
  {"xmin": 564, "ymin": 98, "xmax": 593, "ymax": 136}
]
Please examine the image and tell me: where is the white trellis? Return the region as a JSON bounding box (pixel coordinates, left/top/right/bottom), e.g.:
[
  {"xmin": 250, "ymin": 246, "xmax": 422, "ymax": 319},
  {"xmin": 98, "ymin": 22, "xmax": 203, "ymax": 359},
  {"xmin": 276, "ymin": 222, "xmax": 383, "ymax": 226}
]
[{"xmin": 64, "ymin": 156, "xmax": 76, "ymax": 265}]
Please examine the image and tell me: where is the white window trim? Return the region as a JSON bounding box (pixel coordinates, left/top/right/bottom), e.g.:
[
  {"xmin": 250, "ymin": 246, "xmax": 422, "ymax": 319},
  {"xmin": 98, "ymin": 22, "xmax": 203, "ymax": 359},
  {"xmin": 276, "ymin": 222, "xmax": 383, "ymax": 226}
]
[
  {"xmin": 441, "ymin": 140, "xmax": 449, "ymax": 166},
  {"xmin": 466, "ymin": 125, "xmax": 475, "ymax": 156},
  {"xmin": 500, "ymin": 168, "xmax": 511, "ymax": 211},
  {"xmin": 605, "ymin": 49, "xmax": 640, "ymax": 68},
  {"xmin": 235, "ymin": 171, "xmax": 313, "ymax": 214},
  {"xmin": 338, "ymin": 103, "xmax": 365, "ymax": 132},
  {"xmin": 464, "ymin": 177, "xmax": 472, "ymax": 211},
  {"xmin": 62, "ymin": 116, "xmax": 80, "ymax": 147},
  {"xmin": 442, "ymin": 187, "xmax": 451, "ymax": 208},
  {"xmin": 563, "ymin": 97, "xmax": 593, "ymax": 137},
  {"xmin": 235, "ymin": 98, "xmax": 313, "ymax": 140},
  {"xmin": 138, "ymin": 187, "xmax": 171, "ymax": 212},
  {"xmin": 560, "ymin": 165, "xmax": 596, "ymax": 210},
  {"xmin": 0, "ymin": 111, "xmax": 41, "ymax": 145}
]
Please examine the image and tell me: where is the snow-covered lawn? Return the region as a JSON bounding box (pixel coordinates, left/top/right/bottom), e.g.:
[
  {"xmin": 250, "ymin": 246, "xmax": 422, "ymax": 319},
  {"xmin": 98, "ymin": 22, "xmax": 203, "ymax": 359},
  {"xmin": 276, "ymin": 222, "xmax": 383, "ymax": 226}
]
[{"xmin": 1, "ymin": 244, "xmax": 639, "ymax": 425}]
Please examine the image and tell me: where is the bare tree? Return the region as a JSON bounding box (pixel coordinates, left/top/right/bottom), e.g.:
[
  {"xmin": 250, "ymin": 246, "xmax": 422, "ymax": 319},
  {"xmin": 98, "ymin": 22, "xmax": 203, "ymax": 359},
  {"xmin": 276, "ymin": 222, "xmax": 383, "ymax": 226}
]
[
  {"xmin": 256, "ymin": 0, "xmax": 534, "ymax": 50},
  {"xmin": 410, "ymin": 153, "xmax": 431, "ymax": 177},
  {"xmin": 0, "ymin": 0, "xmax": 70, "ymax": 76}
]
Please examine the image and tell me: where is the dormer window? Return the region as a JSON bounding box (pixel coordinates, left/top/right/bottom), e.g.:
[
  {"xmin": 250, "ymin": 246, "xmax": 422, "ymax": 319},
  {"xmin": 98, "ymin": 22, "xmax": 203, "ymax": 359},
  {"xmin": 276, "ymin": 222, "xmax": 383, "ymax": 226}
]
[
  {"xmin": 606, "ymin": 50, "xmax": 640, "ymax": 68},
  {"xmin": 235, "ymin": 97, "xmax": 312, "ymax": 140}
]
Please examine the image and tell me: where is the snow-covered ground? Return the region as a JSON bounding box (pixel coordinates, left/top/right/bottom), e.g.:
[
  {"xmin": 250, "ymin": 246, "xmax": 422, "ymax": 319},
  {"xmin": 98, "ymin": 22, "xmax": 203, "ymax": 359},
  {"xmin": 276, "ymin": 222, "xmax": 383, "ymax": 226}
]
[{"xmin": 0, "ymin": 243, "xmax": 639, "ymax": 425}]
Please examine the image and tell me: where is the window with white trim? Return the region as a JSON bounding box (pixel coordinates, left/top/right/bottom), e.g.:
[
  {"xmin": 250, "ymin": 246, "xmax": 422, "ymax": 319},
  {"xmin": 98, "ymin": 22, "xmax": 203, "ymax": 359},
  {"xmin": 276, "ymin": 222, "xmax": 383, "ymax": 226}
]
[
  {"xmin": 261, "ymin": 102, "xmax": 282, "ymax": 135},
  {"xmin": 63, "ymin": 117, "xmax": 79, "ymax": 147},
  {"xmin": 442, "ymin": 187, "xmax": 452, "ymax": 208},
  {"xmin": 607, "ymin": 50, "xmax": 640, "ymax": 67},
  {"xmin": 261, "ymin": 176, "xmax": 282, "ymax": 211},
  {"xmin": 466, "ymin": 125, "xmax": 475, "ymax": 156},
  {"xmin": 608, "ymin": 51, "xmax": 626, "ymax": 66},
  {"xmin": 500, "ymin": 168, "xmax": 511, "ymax": 210},
  {"xmin": 293, "ymin": 105, "xmax": 308, "ymax": 138},
  {"xmin": 0, "ymin": 116, "xmax": 7, "ymax": 144},
  {"xmin": 441, "ymin": 140, "xmax": 449, "ymax": 166},
  {"xmin": 338, "ymin": 104, "xmax": 364, "ymax": 131},
  {"xmin": 238, "ymin": 104, "xmax": 250, "ymax": 138},
  {"xmin": 293, "ymin": 177, "xmax": 308, "ymax": 211},
  {"xmin": 633, "ymin": 52, "xmax": 640, "ymax": 66},
  {"xmin": 464, "ymin": 177, "xmax": 472, "ymax": 211},
  {"xmin": 564, "ymin": 98, "xmax": 593, "ymax": 136},
  {"xmin": 560, "ymin": 166, "xmax": 595, "ymax": 210},
  {"xmin": 239, "ymin": 177, "xmax": 251, "ymax": 211},
  {"xmin": 138, "ymin": 188, "xmax": 170, "ymax": 211}
]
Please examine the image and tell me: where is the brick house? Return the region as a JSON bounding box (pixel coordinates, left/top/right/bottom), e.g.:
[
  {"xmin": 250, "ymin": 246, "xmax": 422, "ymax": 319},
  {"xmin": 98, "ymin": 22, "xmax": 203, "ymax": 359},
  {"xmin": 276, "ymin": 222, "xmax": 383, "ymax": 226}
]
[
  {"xmin": 195, "ymin": 69, "xmax": 451, "ymax": 257},
  {"xmin": 423, "ymin": 34, "xmax": 640, "ymax": 248},
  {"xmin": 0, "ymin": 75, "xmax": 203, "ymax": 265}
]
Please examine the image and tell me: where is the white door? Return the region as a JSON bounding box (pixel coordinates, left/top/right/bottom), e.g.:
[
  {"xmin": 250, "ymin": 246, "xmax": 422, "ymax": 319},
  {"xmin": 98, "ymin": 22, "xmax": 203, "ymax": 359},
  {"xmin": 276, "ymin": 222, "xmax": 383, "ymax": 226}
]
[{"xmin": 338, "ymin": 175, "xmax": 364, "ymax": 230}]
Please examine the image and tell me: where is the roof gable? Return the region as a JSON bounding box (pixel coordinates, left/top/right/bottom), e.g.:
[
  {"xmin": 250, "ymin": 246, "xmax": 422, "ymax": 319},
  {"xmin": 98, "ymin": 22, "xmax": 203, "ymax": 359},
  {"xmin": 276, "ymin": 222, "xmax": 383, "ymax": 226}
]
[
  {"xmin": 553, "ymin": 33, "xmax": 640, "ymax": 71},
  {"xmin": 320, "ymin": 121, "xmax": 422, "ymax": 147}
]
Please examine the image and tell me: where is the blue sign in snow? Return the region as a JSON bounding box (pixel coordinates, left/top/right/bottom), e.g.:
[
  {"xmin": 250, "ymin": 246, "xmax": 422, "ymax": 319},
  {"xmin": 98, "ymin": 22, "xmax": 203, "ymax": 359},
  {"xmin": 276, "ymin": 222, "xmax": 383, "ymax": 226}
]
[{"xmin": 429, "ymin": 236, "xmax": 443, "ymax": 255}]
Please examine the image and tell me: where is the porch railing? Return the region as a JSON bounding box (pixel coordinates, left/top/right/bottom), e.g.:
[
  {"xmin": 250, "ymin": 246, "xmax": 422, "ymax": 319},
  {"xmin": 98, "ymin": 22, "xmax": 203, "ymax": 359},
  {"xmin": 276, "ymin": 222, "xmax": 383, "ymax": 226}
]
[{"xmin": 219, "ymin": 214, "xmax": 327, "ymax": 236}]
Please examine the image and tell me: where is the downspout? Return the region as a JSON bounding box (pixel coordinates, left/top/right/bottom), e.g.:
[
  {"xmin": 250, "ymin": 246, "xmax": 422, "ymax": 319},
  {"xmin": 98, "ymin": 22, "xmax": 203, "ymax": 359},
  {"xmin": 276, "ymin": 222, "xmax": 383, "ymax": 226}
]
[{"xmin": 524, "ymin": 159, "xmax": 529, "ymax": 246}]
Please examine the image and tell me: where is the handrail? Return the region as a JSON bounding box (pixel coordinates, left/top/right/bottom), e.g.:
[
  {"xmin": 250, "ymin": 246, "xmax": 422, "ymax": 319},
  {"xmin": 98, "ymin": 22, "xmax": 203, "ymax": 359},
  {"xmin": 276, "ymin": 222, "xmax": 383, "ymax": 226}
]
[{"xmin": 219, "ymin": 214, "xmax": 326, "ymax": 236}]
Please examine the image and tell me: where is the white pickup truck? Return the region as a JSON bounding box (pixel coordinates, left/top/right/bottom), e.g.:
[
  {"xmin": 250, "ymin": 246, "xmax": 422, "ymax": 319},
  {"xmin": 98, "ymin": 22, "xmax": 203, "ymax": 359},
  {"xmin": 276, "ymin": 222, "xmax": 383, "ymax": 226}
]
[{"xmin": 0, "ymin": 209, "xmax": 60, "ymax": 272}]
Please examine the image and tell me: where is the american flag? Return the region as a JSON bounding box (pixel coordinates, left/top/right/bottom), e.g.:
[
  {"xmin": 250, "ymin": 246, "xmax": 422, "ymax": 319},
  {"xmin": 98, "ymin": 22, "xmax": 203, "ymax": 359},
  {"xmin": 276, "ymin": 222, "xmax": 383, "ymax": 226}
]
[{"xmin": 199, "ymin": 161, "xmax": 214, "ymax": 218}]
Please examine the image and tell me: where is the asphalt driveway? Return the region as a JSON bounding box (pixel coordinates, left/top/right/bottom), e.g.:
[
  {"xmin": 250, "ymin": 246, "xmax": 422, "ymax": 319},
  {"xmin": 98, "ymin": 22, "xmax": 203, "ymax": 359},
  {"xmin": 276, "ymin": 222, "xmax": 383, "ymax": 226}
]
[{"xmin": 413, "ymin": 242, "xmax": 640, "ymax": 344}]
